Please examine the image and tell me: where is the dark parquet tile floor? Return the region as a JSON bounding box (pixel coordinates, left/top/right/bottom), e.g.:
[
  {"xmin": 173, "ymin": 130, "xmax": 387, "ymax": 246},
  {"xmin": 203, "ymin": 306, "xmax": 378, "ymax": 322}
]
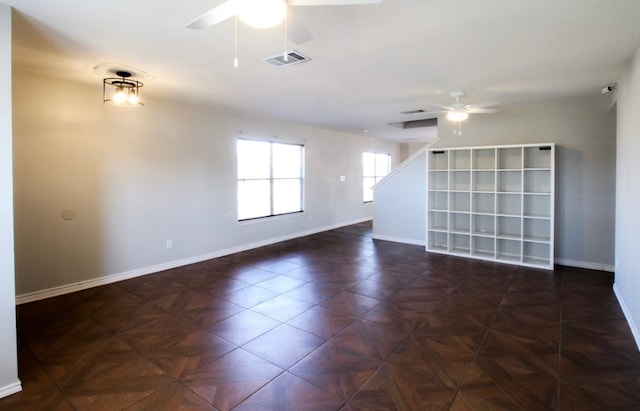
[{"xmin": 4, "ymin": 222, "xmax": 640, "ymax": 410}]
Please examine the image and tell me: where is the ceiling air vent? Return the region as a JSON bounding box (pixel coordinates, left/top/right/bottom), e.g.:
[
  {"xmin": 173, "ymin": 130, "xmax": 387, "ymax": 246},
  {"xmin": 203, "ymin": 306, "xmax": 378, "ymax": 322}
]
[
  {"xmin": 263, "ymin": 51, "xmax": 310, "ymax": 68},
  {"xmin": 400, "ymin": 109, "xmax": 425, "ymax": 115},
  {"xmin": 388, "ymin": 118, "xmax": 438, "ymax": 129}
]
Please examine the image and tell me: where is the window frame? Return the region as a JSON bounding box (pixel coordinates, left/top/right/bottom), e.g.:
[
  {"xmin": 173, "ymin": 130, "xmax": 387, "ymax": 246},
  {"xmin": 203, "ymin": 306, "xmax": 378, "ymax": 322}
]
[
  {"xmin": 237, "ymin": 138, "xmax": 305, "ymax": 222},
  {"xmin": 362, "ymin": 151, "xmax": 391, "ymax": 203}
]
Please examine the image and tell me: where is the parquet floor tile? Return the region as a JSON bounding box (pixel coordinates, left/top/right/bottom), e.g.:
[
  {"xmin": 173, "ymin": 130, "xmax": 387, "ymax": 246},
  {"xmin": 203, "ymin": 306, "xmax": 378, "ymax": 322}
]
[
  {"xmin": 181, "ymin": 348, "xmax": 283, "ymax": 410},
  {"xmin": 250, "ymin": 294, "xmax": 315, "ymax": 322},
  {"xmin": 4, "ymin": 221, "xmax": 639, "ymax": 410},
  {"xmin": 233, "ymin": 372, "xmax": 345, "ymax": 411},
  {"xmin": 205, "ymin": 309, "xmax": 280, "ymax": 346},
  {"xmin": 123, "ymin": 382, "xmax": 217, "ymax": 410},
  {"xmin": 331, "ymin": 319, "xmax": 406, "ymax": 361},
  {"xmin": 287, "ymin": 305, "xmax": 359, "ymax": 339},
  {"xmin": 284, "ymin": 281, "xmax": 343, "ymax": 304},
  {"xmin": 220, "ymin": 285, "xmax": 280, "ymax": 309},
  {"xmin": 348, "ymin": 362, "xmax": 456, "ymax": 411},
  {"xmin": 142, "ymin": 329, "xmax": 236, "ymax": 379},
  {"xmin": 242, "ymin": 324, "xmax": 325, "ymax": 369},
  {"xmin": 390, "ymin": 335, "xmax": 477, "ymax": 388},
  {"xmin": 289, "ymin": 341, "xmax": 382, "ymax": 400},
  {"xmin": 319, "ymin": 291, "xmax": 380, "ymax": 317},
  {"xmin": 255, "ymin": 274, "xmax": 308, "ymax": 294}
]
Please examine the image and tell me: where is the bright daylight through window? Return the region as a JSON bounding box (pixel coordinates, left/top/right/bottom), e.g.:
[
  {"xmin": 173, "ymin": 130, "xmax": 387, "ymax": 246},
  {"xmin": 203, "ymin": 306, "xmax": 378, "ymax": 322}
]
[
  {"xmin": 237, "ymin": 139, "xmax": 304, "ymax": 220},
  {"xmin": 363, "ymin": 152, "xmax": 390, "ymax": 202}
]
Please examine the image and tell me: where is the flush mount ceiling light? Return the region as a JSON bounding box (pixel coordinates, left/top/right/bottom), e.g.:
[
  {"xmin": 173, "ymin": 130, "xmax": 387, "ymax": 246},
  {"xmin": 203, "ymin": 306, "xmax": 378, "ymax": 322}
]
[{"xmin": 103, "ymin": 71, "xmax": 143, "ymax": 107}]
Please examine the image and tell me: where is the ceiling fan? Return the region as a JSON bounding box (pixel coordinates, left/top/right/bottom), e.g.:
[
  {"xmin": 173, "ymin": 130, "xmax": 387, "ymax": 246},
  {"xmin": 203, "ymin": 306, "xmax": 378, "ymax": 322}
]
[
  {"xmin": 430, "ymin": 91, "xmax": 500, "ymax": 122},
  {"xmin": 185, "ymin": 0, "xmax": 382, "ymax": 45}
]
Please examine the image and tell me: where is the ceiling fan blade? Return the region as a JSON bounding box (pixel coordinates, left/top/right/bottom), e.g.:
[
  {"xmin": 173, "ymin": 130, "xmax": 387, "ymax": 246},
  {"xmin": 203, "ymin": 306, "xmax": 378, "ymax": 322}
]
[
  {"xmin": 289, "ymin": 0, "xmax": 381, "ymax": 6},
  {"xmin": 471, "ymin": 100, "xmax": 499, "ymax": 109},
  {"xmin": 427, "ymin": 104, "xmax": 454, "ymax": 111},
  {"xmin": 185, "ymin": 0, "xmax": 239, "ymax": 29},
  {"xmin": 287, "ymin": 8, "xmax": 314, "ymax": 44},
  {"xmin": 468, "ymin": 107, "xmax": 500, "ymax": 114}
]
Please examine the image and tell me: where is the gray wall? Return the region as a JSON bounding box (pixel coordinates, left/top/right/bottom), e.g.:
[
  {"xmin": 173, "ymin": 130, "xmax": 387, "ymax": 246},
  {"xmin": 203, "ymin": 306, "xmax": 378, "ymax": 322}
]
[
  {"xmin": 614, "ymin": 46, "xmax": 640, "ymax": 345},
  {"xmin": 372, "ymin": 148, "xmax": 426, "ymax": 245},
  {"xmin": 372, "ymin": 97, "xmax": 615, "ymax": 269},
  {"xmin": 0, "ymin": 4, "xmax": 20, "ymax": 398},
  {"xmin": 12, "ymin": 72, "xmax": 399, "ymax": 298},
  {"xmin": 433, "ymin": 97, "xmax": 616, "ymax": 270}
]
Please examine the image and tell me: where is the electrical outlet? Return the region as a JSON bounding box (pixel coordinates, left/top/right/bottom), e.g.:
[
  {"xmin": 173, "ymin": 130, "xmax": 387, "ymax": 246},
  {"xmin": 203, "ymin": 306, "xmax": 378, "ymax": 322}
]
[{"xmin": 166, "ymin": 240, "xmax": 173, "ymax": 249}]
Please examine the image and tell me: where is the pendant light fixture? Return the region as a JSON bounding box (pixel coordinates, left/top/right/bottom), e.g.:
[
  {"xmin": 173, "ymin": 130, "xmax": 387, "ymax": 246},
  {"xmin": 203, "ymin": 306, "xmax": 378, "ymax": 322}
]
[{"xmin": 103, "ymin": 71, "xmax": 143, "ymax": 106}]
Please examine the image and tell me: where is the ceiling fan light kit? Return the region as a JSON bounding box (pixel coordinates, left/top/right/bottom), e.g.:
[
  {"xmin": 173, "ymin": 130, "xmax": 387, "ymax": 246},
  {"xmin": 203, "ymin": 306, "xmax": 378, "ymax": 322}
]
[
  {"xmin": 425, "ymin": 91, "xmax": 499, "ymax": 125},
  {"xmin": 236, "ymin": 0, "xmax": 287, "ymax": 29},
  {"xmin": 103, "ymin": 71, "xmax": 143, "ymax": 107},
  {"xmin": 446, "ymin": 109, "xmax": 469, "ymax": 122}
]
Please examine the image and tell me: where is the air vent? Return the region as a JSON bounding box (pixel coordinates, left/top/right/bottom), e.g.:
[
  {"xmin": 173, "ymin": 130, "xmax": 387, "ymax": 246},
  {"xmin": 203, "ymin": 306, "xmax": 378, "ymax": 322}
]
[
  {"xmin": 400, "ymin": 109, "xmax": 425, "ymax": 115},
  {"xmin": 388, "ymin": 118, "xmax": 438, "ymax": 129},
  {"xmin": 263, "ymin": 51, "xmax": 310, "ymax": 68}
]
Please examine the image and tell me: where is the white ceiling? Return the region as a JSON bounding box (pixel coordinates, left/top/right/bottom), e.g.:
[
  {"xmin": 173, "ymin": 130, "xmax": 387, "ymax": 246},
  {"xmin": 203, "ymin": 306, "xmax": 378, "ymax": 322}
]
[{"xmin": 7, "ymin": 0, "xmax": 640, "ymax": 142}]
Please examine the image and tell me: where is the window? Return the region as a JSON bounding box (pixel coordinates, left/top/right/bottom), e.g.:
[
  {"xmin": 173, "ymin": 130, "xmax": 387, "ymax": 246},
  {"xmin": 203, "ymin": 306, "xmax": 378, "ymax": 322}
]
[
  {"xmin": 363, "ymin": 152, "xmax": 391, "ymax": 202},
  {"xmin": 237, "ymin": 139, "xmax": 304, "ymax": 220}
]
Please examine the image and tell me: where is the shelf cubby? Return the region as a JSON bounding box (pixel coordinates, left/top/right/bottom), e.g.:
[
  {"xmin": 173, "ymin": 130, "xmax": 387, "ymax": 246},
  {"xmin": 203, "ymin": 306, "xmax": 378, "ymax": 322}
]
[
  {"xmin": 523, "ymin": 241, "xmax": 551, "ymax": 266},
  {"xmin": 497, "ymin": 193, "xmax": 521, "ymax": 216},
  {"xmin": 429, "ymin": 151, "xmax": 448, "ymax": 170},
  {"xmin": 524, "ymin": 146, "xmax": 552, "ymax": 169},
  {"xmin": 473, "ymin": 214, "xmax": 495, "ymax": 236},
  {"xmin": 497, "ymin": 216, "xmax": 521, "ymax": 239},
  {"xmin": 472, "ymin": 236, "xmax": 495, "ymax": 258},
  {"xmin": 429, "ymin": 171, "xmax": 448, "ymax": 190},
  {"xmin": 473, "ymin": 192, "xmax": 495, "ymax": 214},
  {"xmin": 497, "ymin": 170, "xmax": 522, "ymax": 192},
  {"xmin": 523, "ymin": 218, "xmax": 551, "ymax": 242},
  {"xmin": 497, "ymin": 238, "xmax": 522, "ymax": 262},
  {"xmin": 524, "ymin": 170, "xmax": 552, "ymax": 193},
  {"xmin": 449, "ymin": 233, "xmax": 471, "ymax": 254},
  {"xmin": 473, "ymin": 148, "xmax": 496, "ymax": 170},
  {"xmin": 451, "ymin": 149, "xmax": 471, "ymax": 170},
  {"xmin": 473, "ymin": 171, "xmax": 496, "ymax": 192},
  {"xmin": 428, "ymin": 211, "xmax": 448, "ymax": 231},
  {"xmin": 450, "ymin": 192, "xmax": 470, "ymax": 212},
  {"xmin": 428, "ymin": 231, "xmax": 448, "ymax": 251},
  {"xmin": 429, "ymin": 191, "xmax": 448, "ymax": 211},
  {"xmin": 498, "ymin": 147, "xmax": 522, "ymax": 169},
  {"xmin": 524, "ymin": 194, "xmax": 551, "ymax": 217},
  {"xmin": 450, "ymin": 171, "xmax": 471, "ymax": 191},
  {"xmin": 450, "ymin": 212, "xmax": 471, "ymax": 234}
]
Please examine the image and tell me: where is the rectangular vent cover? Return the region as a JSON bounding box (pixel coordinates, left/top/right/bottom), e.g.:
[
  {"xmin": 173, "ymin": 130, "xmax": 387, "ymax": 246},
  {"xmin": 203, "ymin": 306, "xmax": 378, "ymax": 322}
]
[
  {"xmin": 388, "ymin": 118, "xmax": 438, "ymax": 129},
  {"xmin": 263, "ymin": 51, "xmax": 310, "ymax": 67}
]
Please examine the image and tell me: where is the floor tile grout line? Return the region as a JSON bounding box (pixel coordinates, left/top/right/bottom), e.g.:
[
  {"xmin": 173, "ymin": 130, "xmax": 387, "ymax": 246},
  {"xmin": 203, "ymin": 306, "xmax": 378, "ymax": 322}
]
[{"xmin": 444, "ymin": 265, "xmax": 520, "ymax": 411}]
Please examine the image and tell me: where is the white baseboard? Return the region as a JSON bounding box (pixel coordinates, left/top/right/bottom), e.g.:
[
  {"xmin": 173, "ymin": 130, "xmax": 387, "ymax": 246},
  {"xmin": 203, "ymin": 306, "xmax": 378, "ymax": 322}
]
[
  {"xmin": 613, "ymin": 285, "xmax": 640, "ymax": 351},
  {"xmin": 371, "ymin": 234, "xmax": 425, "ymax": 247},
  {"xmin": 0, "ymin": 381, "xmax": 22, "ymax": 399},
  {"xmin": 18, "ymin": 217, "xmax": 616, "ymax": 305},
  {"xmin": 16, "ymin": 218, "xmax": 372, "ymax": 305},
  {"xmin": 554, "ymin": 258, "xmax": 615, "ymax": 272}
]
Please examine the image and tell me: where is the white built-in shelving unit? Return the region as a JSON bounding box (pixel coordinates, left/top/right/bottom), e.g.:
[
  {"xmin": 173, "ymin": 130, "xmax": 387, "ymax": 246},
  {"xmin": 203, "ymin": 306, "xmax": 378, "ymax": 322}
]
[{"xmin": 426, "ymin": 143, "xmax": 555, "ymax": 269}]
